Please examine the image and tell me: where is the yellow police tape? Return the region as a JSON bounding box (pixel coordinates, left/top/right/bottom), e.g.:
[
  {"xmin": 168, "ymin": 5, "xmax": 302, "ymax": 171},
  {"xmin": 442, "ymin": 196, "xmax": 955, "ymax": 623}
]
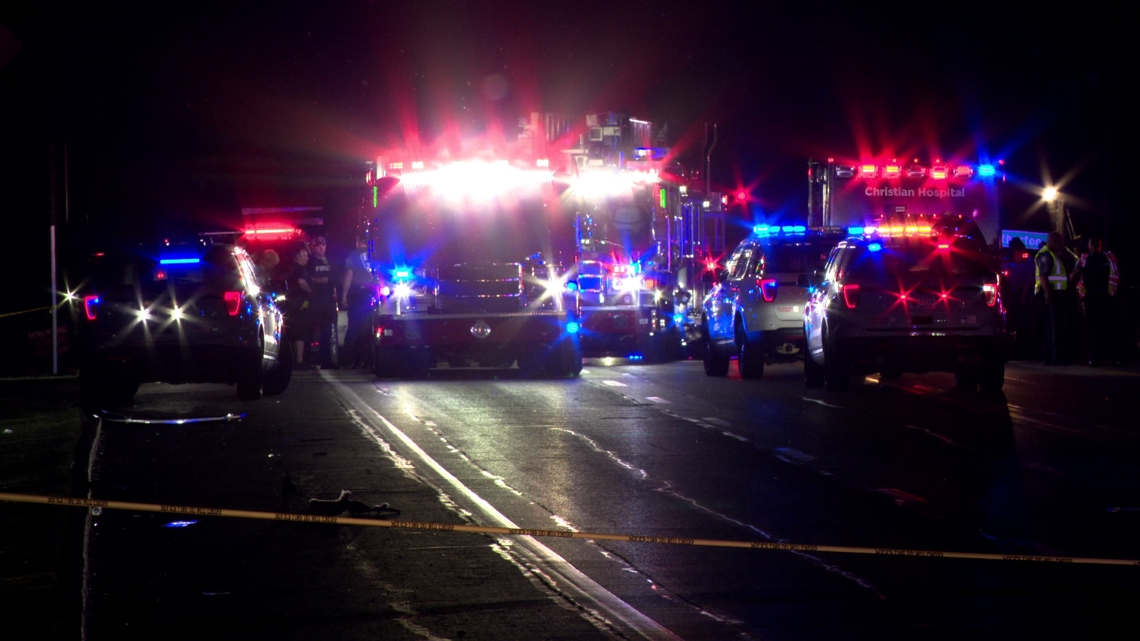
[
  {"xmin": 0, "ymin": 306, "xmax": 52, "ymax": 320},
  {"xmin": 2, "ymin": 492, "xmax": 1137, "ymax": 567}
]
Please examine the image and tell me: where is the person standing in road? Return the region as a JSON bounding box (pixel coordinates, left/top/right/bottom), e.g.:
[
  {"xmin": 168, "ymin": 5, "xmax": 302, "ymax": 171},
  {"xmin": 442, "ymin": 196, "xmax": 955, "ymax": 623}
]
[
  {"xmin": 341, "ymin": 233, "xmax": 377, "ymax": 369},
  {"xmin": 1006, "ymin": 237, "xmax": 1038, "ymax": 358},
  {"xmin": 308, "ymin": 236, "xmax": 337, "ymax": 369},
  {"xmin": 1035, "ymin": 231, "xmax": 1072, "ymax": 365},
  {"xmin": 1070, "ymin": 234, "xmax": 1120, "ymax": 365},
  {"xmin": 285, "ymin": 243, "xmax": 314, "ymax": 369}
]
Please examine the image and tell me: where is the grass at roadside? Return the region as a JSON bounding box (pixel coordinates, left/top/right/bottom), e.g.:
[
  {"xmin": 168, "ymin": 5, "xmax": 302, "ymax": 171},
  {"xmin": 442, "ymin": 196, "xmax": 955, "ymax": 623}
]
[{"xmin": 0, "ymin": 378, "xmax": 85, "ymax": 638}]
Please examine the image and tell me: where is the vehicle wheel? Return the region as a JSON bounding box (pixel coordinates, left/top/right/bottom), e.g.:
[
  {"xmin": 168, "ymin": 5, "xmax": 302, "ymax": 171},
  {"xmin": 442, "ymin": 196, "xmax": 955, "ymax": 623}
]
[
  {"xmin": 804, "ymin": 351, "xmax": 825, "ymax": 388},
  {"xmin": 822, "ymin": 326, "xmax": 849, "ymax": 391},
  {"xmin": 702, "ymin": 324, "xmax": 729, "ymax": 377},
  {"xmin": 736, "ymin": 325, "xmax": 765, "ymax": 380},
  {"xmin": 978, "ymin": 358, "xmax": 1005, "ymax": 393},
  {"xmin": 264, "ymin": 343, "xmax": 293, "ymax": 396},
  {"xmin": 551, "ymin": 339, "xmax": 583, "ymax": 377}
]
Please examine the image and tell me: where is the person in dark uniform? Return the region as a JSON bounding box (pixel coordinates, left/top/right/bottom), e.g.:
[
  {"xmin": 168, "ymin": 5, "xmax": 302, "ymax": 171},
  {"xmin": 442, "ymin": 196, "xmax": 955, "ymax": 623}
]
[
  {"xmin": 307, "ymin": 236, "xmax": 337, "ymax": 368},
  {"xmin": 341, "ymin": 233, "xmax": 377, "ymax": 369},
  {"xmin": 1070, "ymin": 234, "xmax": 1120, "ymax": 365},
  {"xmin": 284, "ymin": 243, "xmax": 313, "ymax": 368},
  {"xmin": 1006, "ymin": 238, "xmax": 1038, "ymax": 358}
]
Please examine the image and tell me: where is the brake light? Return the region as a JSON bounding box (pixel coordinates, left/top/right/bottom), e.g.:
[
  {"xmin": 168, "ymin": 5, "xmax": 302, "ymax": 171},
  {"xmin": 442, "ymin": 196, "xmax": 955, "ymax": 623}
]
[
  {"xmin": 842, "ymin": 284, "xmax": 860, "ymax": 309},
  {"xmin": 759, "ymin": 278, "xmax": 778, "ymax": 303},
  {"xmin": 83, "ymin": 295, "xmax": 100, "ymax": 320},
  {"xmin": 982, "ymin": 283, "xmax": 998, "ymax": 307},
  {"xmin": 643, "ymin": 277, "xmax": 656, "ymax": 290},
  {"xmin": 224, "ymin": 291, "xmax": 243, "ymax": 316}
]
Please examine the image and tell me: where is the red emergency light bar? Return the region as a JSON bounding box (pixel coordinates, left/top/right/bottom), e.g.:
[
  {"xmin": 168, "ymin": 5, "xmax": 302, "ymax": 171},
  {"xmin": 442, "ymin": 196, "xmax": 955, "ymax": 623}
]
[{"xmin": 244, "ymin": 226, "xmax": 298, "ymax": 240}]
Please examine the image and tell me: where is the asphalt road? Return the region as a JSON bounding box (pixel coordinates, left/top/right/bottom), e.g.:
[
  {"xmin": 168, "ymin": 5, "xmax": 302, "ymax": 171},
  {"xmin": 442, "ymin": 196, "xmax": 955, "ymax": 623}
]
[{"xmin": 4, "ymin": 359, "xmax": 1140, "ymax": 640}]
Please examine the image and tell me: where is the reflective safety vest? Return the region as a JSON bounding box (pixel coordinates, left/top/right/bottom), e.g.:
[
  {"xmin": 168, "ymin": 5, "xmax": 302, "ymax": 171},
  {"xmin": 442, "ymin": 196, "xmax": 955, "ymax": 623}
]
[{"xmin": 1035, "ymin": 246, "xmax": 1068, "ymax": 294}]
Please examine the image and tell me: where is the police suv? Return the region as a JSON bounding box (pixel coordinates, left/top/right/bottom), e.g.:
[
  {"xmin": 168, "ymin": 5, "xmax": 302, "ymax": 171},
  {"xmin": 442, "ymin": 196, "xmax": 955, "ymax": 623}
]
[
  {"xmin": 803, "ymin": 222, "xmax": 1006, "ymax": 391},
  {"xmin": 702, "ymin": 226, "xmax": 845, "ymax": 378}
]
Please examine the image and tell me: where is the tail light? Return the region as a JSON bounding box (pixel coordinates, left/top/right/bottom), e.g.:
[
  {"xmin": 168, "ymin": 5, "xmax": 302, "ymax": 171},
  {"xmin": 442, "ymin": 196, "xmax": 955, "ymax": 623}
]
[
  {"xmin": 982, "ymin": 283, "xmax": 998, "ymax": 307},
  {"xmin": 759, "ymin": 278, "xmax": 778, "ymax": 303},
  {"xmin": 224, "ymin": 291, "xmax": 243, "ymax": 316},
  {"xmin": 83, "ymin": 295, "xmax": 100, "ymax": 320},
  {"xmin": 842, "ymin": 284, "xmax": 860, "ymax": 309},
  {"xmin": 643, "ymin": 277, "xmax": 656, "ymax": 290}
]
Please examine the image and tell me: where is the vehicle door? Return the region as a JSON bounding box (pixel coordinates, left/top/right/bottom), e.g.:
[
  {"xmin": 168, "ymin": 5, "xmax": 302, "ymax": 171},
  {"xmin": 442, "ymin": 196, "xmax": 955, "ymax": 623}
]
[
  {"xmin": 805, "ymin": 244, "xmax": 844, "ymax": 354},
  {"xmin": 706, "ymin": 245, "xmax": 754, "ymax": 342}
]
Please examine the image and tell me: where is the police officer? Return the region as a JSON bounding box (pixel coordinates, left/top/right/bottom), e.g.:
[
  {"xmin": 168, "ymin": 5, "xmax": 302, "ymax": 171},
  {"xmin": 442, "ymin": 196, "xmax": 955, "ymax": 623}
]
[
  {"xmin": 1070, "ymin": 234, "xmax": 1120, "ymax": 365},
  {"xmin": 308, "ymin": 235, "xmax": 337, "ymax": 368},
  {"xmin": 1035, "ymin": 231, "xmax": 1071, "ymax": 365},
  {"xmin": 341, "ymin": 233, "xmax": 377, "ymax": 369}
]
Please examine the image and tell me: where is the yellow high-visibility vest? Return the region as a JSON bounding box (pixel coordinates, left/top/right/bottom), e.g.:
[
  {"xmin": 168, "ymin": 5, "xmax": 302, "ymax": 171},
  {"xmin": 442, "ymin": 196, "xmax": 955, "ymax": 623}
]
[{"xmin": 1035, "ymin": 246, "xmax": 1068, "ymax": 294}]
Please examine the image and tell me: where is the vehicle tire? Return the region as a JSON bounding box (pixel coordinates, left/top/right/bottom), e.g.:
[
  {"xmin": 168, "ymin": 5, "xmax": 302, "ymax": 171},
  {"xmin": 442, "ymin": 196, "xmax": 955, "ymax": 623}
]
[
  {"xmin": 702, "ymin": 323, "xmax": 729, "ymax": 377},
  {"xmin": 264, "ymin": 343, "xmax": 293, "ymax": 396},
  {"xmin": 954, "ymin": 370, "xmax": 979, "ymax": 392},
  {"xmin": 822, "ymin": 326, "xmax": 849, "ymax": 391},
  {"xmin": 804, "ymin": 351, "xmax": 825, "ymax": 388},
  {"xmin": 978, "ymin": 358, "xmax": 1005, "ymax": 393},
  {"xmin": 736, "ymin": 325, "xmax": 765, "ymax": 380},
  {"xmin": 236, "ymin": 343, "xmax": 264, "ymax": 400},
  {"xmin": 551, "ymin": 339, "xmax": 583, "ymax": 378}
]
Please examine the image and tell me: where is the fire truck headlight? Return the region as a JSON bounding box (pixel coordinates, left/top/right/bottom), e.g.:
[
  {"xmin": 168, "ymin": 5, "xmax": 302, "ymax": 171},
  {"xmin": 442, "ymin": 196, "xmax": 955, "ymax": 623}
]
[{"xmin": 393, "ymin": 283, "xmax": 413, "ymax": 298}]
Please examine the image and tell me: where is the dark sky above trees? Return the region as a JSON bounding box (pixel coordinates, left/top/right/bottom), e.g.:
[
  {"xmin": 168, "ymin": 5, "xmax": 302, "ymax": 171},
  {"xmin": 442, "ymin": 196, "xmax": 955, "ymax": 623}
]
[{"xmin": 0, "ymin": 1, "xmax": 1122, "ymax": 304}]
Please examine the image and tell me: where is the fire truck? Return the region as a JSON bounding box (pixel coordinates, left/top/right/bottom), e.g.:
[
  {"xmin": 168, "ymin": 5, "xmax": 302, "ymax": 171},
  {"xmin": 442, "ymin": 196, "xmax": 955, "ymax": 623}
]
[
  {"xmin": 360, "ymin": 113, "xmax": 723, "ymax": 376},
  {"xmin": 557, "ymin": 112, "xmax": 722, "ymax": 361},
  {"xmin": 807, "ymin": 157, "xmax": 1006, "ymax": 247}
]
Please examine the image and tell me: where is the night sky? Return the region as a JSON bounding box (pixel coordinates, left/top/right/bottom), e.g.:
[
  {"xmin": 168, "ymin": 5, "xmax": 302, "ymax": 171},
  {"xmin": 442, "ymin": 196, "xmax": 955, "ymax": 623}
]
[{"xmin": 0, "ymin": 1, "xmax": 1122, "ymax": 312}]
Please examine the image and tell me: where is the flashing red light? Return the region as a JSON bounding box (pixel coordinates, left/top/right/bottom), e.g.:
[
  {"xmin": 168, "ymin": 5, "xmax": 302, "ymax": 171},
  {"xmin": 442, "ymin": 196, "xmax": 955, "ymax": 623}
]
[
  {"xmin": 736, "ymin": 190, "xmax": 748, "ymax": 202},
  {"xmin": 952, "ymin": 165, "xmax": 974, "ymax": 179},
  {"xmin": 983, "ymin": 283, "xmax": 998, "ymax": 307},
  {"xmin": 759, "ymin": 278, "xmax": 778, "ymax": 303},
  {"xmin": 244, "ymin": 226, "xmax": 298, "ymax": 240},
  {"xmin": 224, "ymin": 291, "xmax": 242, "ymax": 316},
  {"xmin": 643, "ymin": 277, "xmax": 656, "ymax": 290},
  {"xmin": 155, "ymin": 269, "xmax": 167, "ymax": 281},
  {"xmin": 842, "ymin": 283, "xmax": 860, "ymax": 309},
  {"xmin": 937, "ymin": 243, "xmax": 950, "ymax": 250},
  {"xmin": 860, "ymin": 164, "xmax": 877, "ymax": 178},
  {"xmin": 882, "ymin": 164, "xmax": 902, "ymax": 179},
  {"xmin": 930, "ymin": 166, "xmax": 949, "ymax": 180},
  {"xmin": 83, "ymin": 295, "xmax": 100, "ymax": 321}
]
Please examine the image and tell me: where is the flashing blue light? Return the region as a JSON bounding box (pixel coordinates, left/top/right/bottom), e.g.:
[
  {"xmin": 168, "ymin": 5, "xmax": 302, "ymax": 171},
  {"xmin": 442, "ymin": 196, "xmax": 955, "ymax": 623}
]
[
  {"xmin": 867, "ymin": 242, "xmax": 883, "ymax": 252},
  {"xmin": 673, "ymin": 313, "xmax": 684, "ymax": 325},
  {"xmin": 977, "ymin": 164, "xmax": 996, "ymax": 177},
  {"xmin": 791, "ymin": 225, "xmax": 806, "ymax": 233},
  {"xmin": 781, "ymin": 225, "xmax": 794, "ymax": 232},
  {"xmin": 565, "ymin": 282, "xmax": 579, "ymax": 292},
  {"xmin": 163, "ymin": 520, "xmax": 199, "ymax": 528},
  {"xmin": 754, "ymin": 224, "xmax": 771, "ymax": 235},
  {"xmin": 566, "ymin": 321, "xmax": 580, "ymax": 334},
  {"xmin": 159, "ymin": 258, "xmax": 201, "ymax": 265},
  {"xmin": 394, "ymin": 269, "xmax": 411, "ymax": 279},
  {"xmin": 628, "ymin": 353, "xmax": 644, "ymax": 361},
  {"xmin": 848, "ymin": 226, "xmax": 865, "ymax": 235}
]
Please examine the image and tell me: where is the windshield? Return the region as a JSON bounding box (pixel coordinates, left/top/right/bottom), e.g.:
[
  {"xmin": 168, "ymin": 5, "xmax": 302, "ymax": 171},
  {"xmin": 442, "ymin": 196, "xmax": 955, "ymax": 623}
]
[
  {"xmin": 573, "ymin": 185, "xmax": 655, "ymax": 262},
  {"xmin": 371, "ymin": 185, "xmax": 577, "ymax": 272},
  {"xmin": 847, "ymin": 238, "xmax": 993, "ymax": 279}
]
